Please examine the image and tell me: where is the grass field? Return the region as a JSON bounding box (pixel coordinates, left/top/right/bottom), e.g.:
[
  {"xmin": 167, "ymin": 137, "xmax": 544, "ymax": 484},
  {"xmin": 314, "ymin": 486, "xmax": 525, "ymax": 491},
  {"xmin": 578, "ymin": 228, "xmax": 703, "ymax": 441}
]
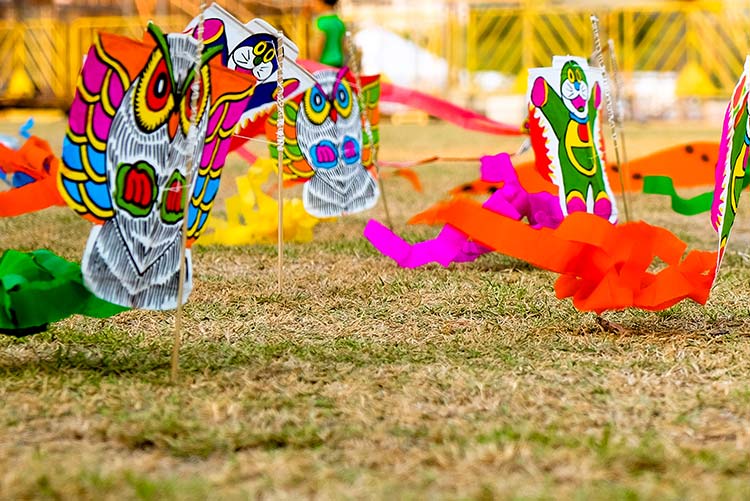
[{"xmin": 3, "ymin": 113, "xmax": 750, "ymax": 500}]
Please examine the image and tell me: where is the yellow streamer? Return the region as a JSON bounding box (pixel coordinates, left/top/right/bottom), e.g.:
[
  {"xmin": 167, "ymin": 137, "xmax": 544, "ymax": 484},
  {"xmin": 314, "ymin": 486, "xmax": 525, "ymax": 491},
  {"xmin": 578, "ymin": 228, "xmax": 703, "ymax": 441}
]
[{"xmin": 197, "ymin": 158, "xmax": 324, "ymax": 246}]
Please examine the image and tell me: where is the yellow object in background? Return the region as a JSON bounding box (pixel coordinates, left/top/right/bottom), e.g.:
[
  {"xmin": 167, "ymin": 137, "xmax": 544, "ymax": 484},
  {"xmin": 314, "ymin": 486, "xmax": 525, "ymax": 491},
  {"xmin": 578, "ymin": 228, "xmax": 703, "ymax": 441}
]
[
  {"xmin": 676, "ymin": 61, "xmax": 720, "ymax": 98},
  {"xmin": 197, "ymin": 159, "xmax": 323, "ymax": 246},
  {"xmin": 5, "ymin": 69, "xmax": 35, "ymax": 99}
]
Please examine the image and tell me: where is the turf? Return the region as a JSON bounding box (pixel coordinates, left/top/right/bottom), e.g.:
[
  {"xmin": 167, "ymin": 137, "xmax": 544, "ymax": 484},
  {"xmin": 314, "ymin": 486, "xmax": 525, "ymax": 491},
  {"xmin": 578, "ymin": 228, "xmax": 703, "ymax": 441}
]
[{"xmin": 2, "ymin": 114, "xmax": 750, "ymax": 500}]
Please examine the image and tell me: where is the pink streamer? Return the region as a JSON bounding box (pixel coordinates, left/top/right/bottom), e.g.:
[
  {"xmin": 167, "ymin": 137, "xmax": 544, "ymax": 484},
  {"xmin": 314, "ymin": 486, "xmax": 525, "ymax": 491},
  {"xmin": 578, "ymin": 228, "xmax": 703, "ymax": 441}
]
[{"xmin": 364, "ymin": 153, "xmax": 563, "ymax": 268}]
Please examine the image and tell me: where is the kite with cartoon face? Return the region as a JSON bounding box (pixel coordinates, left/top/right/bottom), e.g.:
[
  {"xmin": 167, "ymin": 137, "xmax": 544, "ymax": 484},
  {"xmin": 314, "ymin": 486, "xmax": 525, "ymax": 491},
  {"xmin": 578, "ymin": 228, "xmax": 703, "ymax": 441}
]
[
  {"xmin": 187, "ymin": 7, "xmax": 314, "ymax": 122},
  {"xmin": 227, "ymin": 34, "xmax": 283, "ymax": 112},
  {"xmin": 530, "ymin": 59, "xmax": 615, "ymax": 222}
]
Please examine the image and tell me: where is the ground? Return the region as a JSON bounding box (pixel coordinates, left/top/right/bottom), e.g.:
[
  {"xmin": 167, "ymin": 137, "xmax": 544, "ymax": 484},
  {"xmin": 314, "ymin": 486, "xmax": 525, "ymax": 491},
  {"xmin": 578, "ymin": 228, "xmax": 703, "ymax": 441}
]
[{"xmin": 2, "ymin": 112, "xmax": 750, "ymax": 500}]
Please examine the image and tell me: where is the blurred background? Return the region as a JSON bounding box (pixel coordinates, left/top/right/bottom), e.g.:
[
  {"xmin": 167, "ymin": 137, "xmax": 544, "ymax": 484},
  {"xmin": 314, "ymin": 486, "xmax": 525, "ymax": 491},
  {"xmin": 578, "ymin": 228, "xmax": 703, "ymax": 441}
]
[{"xmin": 0, "ymin": 0, "xmax": 748, "ymax": 124}]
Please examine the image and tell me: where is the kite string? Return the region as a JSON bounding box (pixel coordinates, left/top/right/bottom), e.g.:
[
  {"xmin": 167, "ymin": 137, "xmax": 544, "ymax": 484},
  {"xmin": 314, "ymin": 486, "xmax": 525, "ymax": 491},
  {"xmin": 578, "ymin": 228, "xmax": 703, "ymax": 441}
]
[
  {"xmin": 591, "ymin": 15, "xmax": 630, "ymax": 223},
  {"xmin": 344, "ymin": 30, "xmax": 394, "ymax": 230},
  {"xmin": 276, "ymin": 30, "xmax": 285, "ymax": 293},
  {"xmin": 233, "ymin": 134, "xmax": 276, "ymax": 146},
  {"xmin": 172, "ymin": 1, "xmax": 206, "ymax": 383},
  {"xmin": 608, "ymin": 38, "xmax": 632, "ymax": 190}
]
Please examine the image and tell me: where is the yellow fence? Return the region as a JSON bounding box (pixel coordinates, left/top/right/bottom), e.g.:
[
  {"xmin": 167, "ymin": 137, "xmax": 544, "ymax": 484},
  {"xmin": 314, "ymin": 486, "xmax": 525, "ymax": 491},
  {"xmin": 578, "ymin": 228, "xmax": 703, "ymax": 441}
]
[
  {"xmin": 0, "ymin": 2, "xmax": 748, "ymax": 106},
  {"xmin": 467, "ymin": 1, "xmax": 749, "ymax": 96},
  {"xmin": 0, "ymin": 14, "xmax": 309, "ymax": 107}
]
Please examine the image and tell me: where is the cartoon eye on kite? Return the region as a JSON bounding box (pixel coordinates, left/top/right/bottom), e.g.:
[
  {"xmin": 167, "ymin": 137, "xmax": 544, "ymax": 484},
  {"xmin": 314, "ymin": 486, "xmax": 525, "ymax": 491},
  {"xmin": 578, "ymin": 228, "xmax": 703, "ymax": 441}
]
[
  {"xmin": 304, "ymin": 85, "xmax": 331, "ymax": 125},
  {"xmin": 134, "ymin": 50, "xmax": 175, "ymax": 132},
  {"xmin": 575, "ymin": 68, "xmax": 583, "ymax": 82},
  {"xmin": 263, "ymin": 47, "xmax": 276, "ymax": 63},
  {"xmin": 567, "ymin": 68, "xmax": 575, "ymax": 83},
  {"xmin": 253, "ymin": 41, "xmax": 267, "ymax": 56},
  {"xmin": 252, "ymin": 40, "xmax": 276, "ymax": 64},
  {"xmin": 179, "ymin": 65, "xmax": 210, "ymax": 136},
  {"xmin": 333, "ymin": 79, "xmax": 353, "ymax": 119}
]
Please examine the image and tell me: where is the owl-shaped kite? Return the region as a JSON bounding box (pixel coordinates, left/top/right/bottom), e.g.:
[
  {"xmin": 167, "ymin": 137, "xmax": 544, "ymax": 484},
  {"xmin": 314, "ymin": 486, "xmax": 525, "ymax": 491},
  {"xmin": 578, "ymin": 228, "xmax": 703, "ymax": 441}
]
[
  {"xmin": 58, "ymin": 24, "xmax": 254, "ymax": 310},
  {"xmin": 266, "ymin": 67, "xmax": 381, "ymax": 218}
]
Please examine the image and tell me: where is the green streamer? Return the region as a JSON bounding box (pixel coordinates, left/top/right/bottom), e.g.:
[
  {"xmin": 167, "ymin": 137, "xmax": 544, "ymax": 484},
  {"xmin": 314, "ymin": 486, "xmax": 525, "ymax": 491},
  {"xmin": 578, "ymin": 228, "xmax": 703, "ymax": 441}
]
[
  {"xmin": 642, "ymin": 176, "xmax": 714, "ymax": 216},
  {"xmin": 0, "ymin": 249, "xmax": 128, "ymax": 337}
]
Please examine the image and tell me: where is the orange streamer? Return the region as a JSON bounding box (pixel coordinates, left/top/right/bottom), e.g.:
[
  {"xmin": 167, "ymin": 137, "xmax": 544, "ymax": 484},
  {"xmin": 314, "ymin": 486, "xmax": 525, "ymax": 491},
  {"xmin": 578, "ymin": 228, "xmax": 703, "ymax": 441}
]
[
  {"xmin": 0, "ymin": 136, "xmax": 65, "ymax": 217},
  {"xmin": 432, "ymin": 199, "xmax": 717, "ymax": 313}
]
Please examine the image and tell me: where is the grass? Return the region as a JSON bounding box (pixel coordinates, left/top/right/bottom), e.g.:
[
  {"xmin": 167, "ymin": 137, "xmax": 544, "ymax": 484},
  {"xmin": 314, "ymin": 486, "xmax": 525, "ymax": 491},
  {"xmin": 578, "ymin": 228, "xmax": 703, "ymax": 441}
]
[{"xmin": 2, "ymin": 113, "xmax": 750, "ymax": 499}]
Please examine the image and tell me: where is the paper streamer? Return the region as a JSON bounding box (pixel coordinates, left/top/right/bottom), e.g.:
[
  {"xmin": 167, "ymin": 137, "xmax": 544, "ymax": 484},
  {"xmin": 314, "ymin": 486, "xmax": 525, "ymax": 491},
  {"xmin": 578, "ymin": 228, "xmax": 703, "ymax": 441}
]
[
  {"xmin": 434, "ymin": 199, "xmax": 717, "ymax": 313},
  {"xmin": 0, "ymin": 136, "xmax": 65, "ymax": 217},
  {"xmin": 642, "ymin": 175, "xmax": 716, "ymax": 216},
  {"xmin": 365, "ymin": 153, "xmax": 562, "ymax": 268},
  {"xmin": 0, "ymin": 249, "xmax": 128, "ymax": 336},
  {"xmin": 366, "ymin": 152, "xmax": 718, "ymax": 313},
  {"xmin": 197, "ymin": 158, "xmax": 323, "ymax": 246},
  {"xmin": 379, "ymin": 81, "xmax": 524, "ymax": 136}
]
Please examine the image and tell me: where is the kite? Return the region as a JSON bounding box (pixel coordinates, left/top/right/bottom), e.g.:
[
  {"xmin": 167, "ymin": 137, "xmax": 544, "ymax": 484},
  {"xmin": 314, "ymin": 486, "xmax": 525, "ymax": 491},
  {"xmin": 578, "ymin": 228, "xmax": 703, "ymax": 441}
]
[
  {"xmin": 58, "ymin": 24, "xmax": 255, "ymax": 310},
  {"xmin": 712, "ymin": 56, "xmax": 750, "ymax": 269},
  {"xmin": 265, "ymin": 66, "xmax": 382, "ymax": 218},
  {"xmin": 528, "ymin": 56, "xmax": 617, "ymax": 223},
  {"xmin": 186, "ymin": 4, "xmax": 316, "ymax": 123}
]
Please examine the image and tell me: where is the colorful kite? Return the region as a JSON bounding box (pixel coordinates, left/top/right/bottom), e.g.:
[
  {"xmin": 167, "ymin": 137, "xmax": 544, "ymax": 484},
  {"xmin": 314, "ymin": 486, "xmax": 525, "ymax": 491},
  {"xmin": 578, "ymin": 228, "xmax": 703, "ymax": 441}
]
[
  {"xmin": 712, "ymin": 56, "xmax": 750, "ymax": 269},
  {"xmin": 528, "ymin": 56, "xmax": 617, "ymax": 223},
  {"xmin": 265, "ymin": 67, "xmax": 381, "ymax": 218},
  {"xmin": 186, "ymin": 4, "xmax": 316, "ymax": 123},
  {"xmin": 58, "ymin": 24, "xmax": 254, "ymax": 310}
]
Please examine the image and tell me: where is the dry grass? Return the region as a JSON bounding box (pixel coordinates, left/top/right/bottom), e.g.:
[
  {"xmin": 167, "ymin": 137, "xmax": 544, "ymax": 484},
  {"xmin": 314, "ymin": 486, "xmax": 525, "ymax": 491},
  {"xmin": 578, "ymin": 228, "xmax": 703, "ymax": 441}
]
[{"xmin": 2, "ymin": 113, "xmax": 750, "ymax": 500}]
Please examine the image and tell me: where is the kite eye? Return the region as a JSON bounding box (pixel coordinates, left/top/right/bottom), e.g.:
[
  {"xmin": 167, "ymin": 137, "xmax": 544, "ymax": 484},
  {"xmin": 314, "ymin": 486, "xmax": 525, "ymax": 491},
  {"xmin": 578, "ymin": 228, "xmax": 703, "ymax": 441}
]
[
  {"xmin": 333, "ymin": 78, "xmax": 353, "ymax": 119},
  {"xmin": 304, "ymin": 85, "xmax": 330, "ymax": 125},
  {"xmin": 134, "ymin": 50, "xmax": 175, "ymax": 132},
  {"xmin": 180, "ymin": 65, "xmax": 210, "ymax": 136},
  {"xmin": 575, "ymin": 69, "xmax": 583, "ymax": 81},
  {"xmin": 263, "ymin": 47, "xmax": 276, "ymax": 63},
  {"xmin": 253, "ymin": 41, "xmax": 267, "ymax": 56},
  {"xmin": 567, "ymin": 69, "xmax": 575, "ymax": 83}
]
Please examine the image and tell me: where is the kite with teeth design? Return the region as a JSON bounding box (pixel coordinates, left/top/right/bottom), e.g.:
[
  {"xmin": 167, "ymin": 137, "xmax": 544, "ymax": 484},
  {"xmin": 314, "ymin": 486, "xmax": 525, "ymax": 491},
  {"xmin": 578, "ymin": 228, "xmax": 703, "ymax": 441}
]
[
  {"xmin": 527, "ymin": 57, "xmax": 617, "ymax": 224},
  {"xmin": 712, "ymin": 56, "xmax": 750, "ymax": 269}
]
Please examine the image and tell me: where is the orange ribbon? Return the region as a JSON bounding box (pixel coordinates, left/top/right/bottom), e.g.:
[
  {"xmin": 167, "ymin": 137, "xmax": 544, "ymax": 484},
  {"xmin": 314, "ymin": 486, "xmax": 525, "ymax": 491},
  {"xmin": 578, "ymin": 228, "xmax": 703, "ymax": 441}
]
[
  {"xmin": 432, "ymin": 199, "xmax": 717, "ymax": 313},
  {"xmin": 0, "ymin": 136, "xmax": 65, "ymax": 217}
]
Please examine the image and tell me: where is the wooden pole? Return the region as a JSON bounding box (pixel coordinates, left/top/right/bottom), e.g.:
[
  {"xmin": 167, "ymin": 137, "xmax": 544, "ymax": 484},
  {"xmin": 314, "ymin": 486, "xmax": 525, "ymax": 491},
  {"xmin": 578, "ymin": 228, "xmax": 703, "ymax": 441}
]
[
  {"xmin": 591, "ymin": 15, "xmax": 630, "ymax": 223},
  {"xmin": 172, "ymin": 1, "xmax": 206, "ymax": 383},
  {"xmin": 276, "ymin": 30, "xmax": 286, "ymax": 293},
  {"xmin": 344, "ymin": 30, "xmax": 393, "ymax": 230}
]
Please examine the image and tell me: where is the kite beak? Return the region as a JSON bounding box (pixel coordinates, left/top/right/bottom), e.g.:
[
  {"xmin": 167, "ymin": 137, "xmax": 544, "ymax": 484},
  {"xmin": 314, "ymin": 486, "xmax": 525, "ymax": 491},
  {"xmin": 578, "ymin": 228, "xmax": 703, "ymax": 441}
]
[
  {"xmin": 168, "ymin": 112, "xmax": 180, "ymax": 141},
  {"xmin": 330, "ymin": 107, "xmax": 338, "ymax": 123}
]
